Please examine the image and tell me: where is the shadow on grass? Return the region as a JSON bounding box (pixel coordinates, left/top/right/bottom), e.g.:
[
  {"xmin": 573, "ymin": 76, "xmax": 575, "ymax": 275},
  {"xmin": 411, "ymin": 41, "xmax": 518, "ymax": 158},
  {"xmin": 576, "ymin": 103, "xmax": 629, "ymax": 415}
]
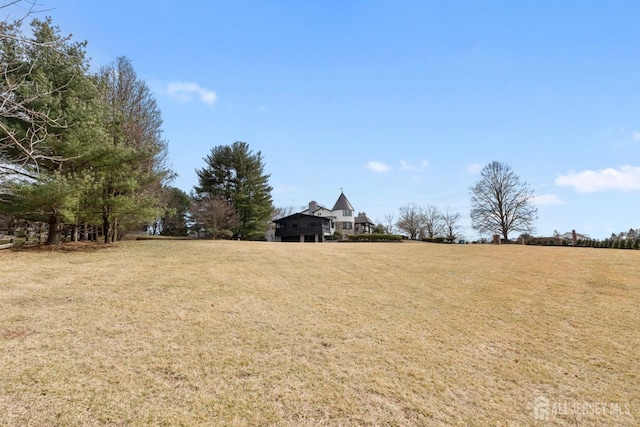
[{"xmin": 10, "ymin": 241, "xmax": 116, "ymax": 253}]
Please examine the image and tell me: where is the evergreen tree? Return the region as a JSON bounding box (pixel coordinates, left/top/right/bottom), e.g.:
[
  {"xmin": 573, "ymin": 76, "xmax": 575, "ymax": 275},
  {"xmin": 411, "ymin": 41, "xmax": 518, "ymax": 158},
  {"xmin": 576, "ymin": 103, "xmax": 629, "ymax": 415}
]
[
  {"xmin": 0, "ymin": 18, "xmax": 110, "ymax": 244},
  {"xmin": 1, "ymin": 20, "xmax": 172, "ymax": 244},
  {"xmin": 156, "ymin": 186, "xmax": 190, "ymax": 236},
  {"xmin": 95, "ymin": 56, "xmax": 172, "ymax": 242},
  {"xmin": 195, "ymin": 141, "xmax": 273, "ymax": 239}
]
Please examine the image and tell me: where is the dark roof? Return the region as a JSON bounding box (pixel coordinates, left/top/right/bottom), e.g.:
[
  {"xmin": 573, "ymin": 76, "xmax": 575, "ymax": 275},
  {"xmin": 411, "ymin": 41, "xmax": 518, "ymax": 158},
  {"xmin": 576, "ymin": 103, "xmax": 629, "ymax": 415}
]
[
  {"xmin": 354, "ymin": 212, "xmax": 374, "ymax": 225},
  {"xmin": 331, "ymin": 192, "xmax": 354, "ymax": 211},
  {"xmin": 273, "ymin": 212, "xmax": 331, "ymax": 224}
]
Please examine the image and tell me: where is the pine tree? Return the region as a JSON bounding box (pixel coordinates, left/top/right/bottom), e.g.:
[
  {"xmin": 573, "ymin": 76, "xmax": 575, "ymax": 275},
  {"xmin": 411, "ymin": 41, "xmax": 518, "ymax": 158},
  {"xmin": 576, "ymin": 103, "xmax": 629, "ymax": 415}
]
[
  {"xmin": 195, "ymin": 142, "xmax": 273, "ymax": 239},
  {"xmin": 0, "ymin": 18, "xmax": 110, "ymax": 244},
  {"xmin": 156, "ymin": 186, "xmax": 190, "ymax": 236},
  {"xmin": 95, "ymin": 56, "xmax": 172, "ymax": 242}
]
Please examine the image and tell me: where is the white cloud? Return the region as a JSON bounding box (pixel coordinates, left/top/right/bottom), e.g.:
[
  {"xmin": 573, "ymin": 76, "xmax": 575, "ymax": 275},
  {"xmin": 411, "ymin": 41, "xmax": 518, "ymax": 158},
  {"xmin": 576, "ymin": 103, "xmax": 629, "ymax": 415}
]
[
  {"xmin": 556, "ymin": 165, "xmax": 640, "ymax": 192},
  {"xmin": 366, "ymin": 161, "xmax": 391, "ymax": 173},
  {"xmin": 633, "ymin": 131, "xmax": 640, "ymax": 141},
  {"xmin": 532, "ymin": 193, "xmax": 565, "ymax": 205},
  {"xmin": 400, "ymin": 159, "xmax": 429, "ymax": 172},
  {"xmin": 166, "ymin": 82, "xmax": 217, "ymax": 104},
  {"xmin": 467, "ymin": 163, "xmax": 482, "ymax": 174}
]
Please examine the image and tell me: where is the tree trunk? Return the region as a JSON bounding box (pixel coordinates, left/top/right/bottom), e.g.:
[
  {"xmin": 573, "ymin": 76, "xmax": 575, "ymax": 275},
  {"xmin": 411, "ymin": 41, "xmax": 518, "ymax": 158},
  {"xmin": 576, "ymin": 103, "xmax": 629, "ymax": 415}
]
[
  {"xmin": 71, "ymin": 224, "xmax": 78, "ymax": 242},
  {"xmin": 111, "ymin": 217, "xmax": 118, "ymax": 243},
  {"xmin": 46, "ymin": 215, "xmax": 60, "ymax": 245},
  {"xmin": 103, "ymin": 215, "xmax": 110, "ymax": 244},
  {"xmin": 83, "ymin": 222, "xmax": 89, "ymax": 241},
  {"xmin": 103, "ymin": 201, "xmax": 114, "ymax": 243}
]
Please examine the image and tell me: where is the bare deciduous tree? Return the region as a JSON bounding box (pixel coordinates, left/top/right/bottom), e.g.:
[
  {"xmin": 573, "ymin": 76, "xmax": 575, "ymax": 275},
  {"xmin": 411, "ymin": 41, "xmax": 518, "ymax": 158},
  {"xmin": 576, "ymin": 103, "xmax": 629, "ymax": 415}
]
[
  {"xmin": 381, "ymin": 212, "xmax": 396, "ymax": 234},
  {"xmin": 96, "ymin": 56, "xmax": 172, "ymax": 243},
  {"xmin": 190, "ymin": 195, "xmax": 239, "ymax": 239},
  {"xmin": 421, "ymin": 205, "xmax": 443, "ymax": 239},
  {"xmin": 470, "ymin": 161, "xmax": 537, "ymax": 240},
  {"xmin": 441, "ymin": 207, "xmax": 461, "ymax": 242},
  {"xmin": 272, "ymin": 206, "xmax": 296, "ymax": 221},
  {"xmin": 396, "ymin": 203, "xmax": 425, "ymax": 240}
]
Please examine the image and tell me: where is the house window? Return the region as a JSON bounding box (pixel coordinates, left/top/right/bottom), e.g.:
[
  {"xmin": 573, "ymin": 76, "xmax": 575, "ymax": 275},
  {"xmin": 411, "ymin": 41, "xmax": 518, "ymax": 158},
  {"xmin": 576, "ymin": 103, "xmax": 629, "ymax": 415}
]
[
  {"xmin": 343, "ymin": 222, "xmax": 352, "ymax": 230},
  {"xmin": 343, "ymin": 210, "xmax": 352, "ymax": 217}
]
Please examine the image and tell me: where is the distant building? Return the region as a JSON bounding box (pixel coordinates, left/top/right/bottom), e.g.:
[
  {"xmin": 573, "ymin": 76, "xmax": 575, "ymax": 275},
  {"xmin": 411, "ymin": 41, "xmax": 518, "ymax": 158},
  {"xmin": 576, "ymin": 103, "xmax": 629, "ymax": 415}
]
[
  {"xmin": 274, "ymin": 191, "xmax": 373, "ymax": 242},
  {"xmin": 560, "ymin": 231, "xmax": 588, "ymax": 242},
  {"xmin": 273, "ymin": 213, "xmax": 331, "ymax": 243},
  {"xmin": 354, "ymin": 212, "xmax": 375, "ymax": 234}
]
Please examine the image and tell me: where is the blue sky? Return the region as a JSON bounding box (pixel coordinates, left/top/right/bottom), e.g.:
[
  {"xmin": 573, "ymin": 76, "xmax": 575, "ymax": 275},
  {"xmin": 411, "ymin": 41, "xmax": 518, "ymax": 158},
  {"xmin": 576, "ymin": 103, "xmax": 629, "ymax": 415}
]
[{"xmin": 17, "ymin": 1, "xmax": 640, "ymax": 239}]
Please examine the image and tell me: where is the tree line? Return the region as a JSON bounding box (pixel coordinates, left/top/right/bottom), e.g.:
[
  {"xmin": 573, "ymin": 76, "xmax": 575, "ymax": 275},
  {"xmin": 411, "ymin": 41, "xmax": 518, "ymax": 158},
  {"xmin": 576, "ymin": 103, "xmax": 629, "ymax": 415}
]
[
  {"xmin": 0, "ymin": 8, "xmax": 274, "ymax": 245},
  {"xmin": 377, "ymin": 161, "xmax": 538, "ymax": 242},
  {"xmin": 378, "ymin": 204, "xmax": 462, "ymax": 242},
  {"xmin": 0, "ymin": 15, "xmax": 171, "ymax": 244}
]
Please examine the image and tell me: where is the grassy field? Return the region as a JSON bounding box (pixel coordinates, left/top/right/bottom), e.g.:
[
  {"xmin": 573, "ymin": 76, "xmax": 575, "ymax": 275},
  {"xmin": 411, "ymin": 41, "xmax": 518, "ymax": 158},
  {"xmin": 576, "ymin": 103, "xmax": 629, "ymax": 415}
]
[{"xmin": 1, "ymin": 240, "xmax": 638, "ymax": 426}]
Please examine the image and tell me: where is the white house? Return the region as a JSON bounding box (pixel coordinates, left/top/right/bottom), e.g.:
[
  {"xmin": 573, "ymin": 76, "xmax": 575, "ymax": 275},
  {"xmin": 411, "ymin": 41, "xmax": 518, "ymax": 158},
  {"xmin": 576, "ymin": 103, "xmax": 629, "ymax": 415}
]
[{"xmin": 300, "ymin": 191, "xmax": 358, "ymax": 237}]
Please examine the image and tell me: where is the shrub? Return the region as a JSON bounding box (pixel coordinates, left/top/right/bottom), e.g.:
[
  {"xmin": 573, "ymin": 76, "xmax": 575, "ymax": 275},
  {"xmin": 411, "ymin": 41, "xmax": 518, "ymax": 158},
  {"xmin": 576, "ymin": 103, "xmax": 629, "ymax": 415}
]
[
  {"xmin": 634, "ymin": 239, "xmax": 640, "ymax": 250},
  {"xmin": 347, "ymin": 234, "xmax": 402, "ymax": 242}
]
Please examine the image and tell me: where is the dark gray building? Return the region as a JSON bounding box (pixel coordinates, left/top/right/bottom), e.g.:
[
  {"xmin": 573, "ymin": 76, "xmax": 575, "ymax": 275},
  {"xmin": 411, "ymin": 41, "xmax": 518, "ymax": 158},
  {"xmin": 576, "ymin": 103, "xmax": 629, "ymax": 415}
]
[{"xmin": 273, "ymin": 213, "xmax": 332, "ymax": 242}]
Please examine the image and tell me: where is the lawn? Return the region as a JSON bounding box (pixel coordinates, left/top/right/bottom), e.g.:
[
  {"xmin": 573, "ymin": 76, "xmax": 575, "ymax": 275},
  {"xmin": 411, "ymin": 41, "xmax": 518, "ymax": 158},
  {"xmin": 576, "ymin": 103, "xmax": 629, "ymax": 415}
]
[{"xmin": 1, "ymin": 240, "xmax": 638, "ymax": 426}]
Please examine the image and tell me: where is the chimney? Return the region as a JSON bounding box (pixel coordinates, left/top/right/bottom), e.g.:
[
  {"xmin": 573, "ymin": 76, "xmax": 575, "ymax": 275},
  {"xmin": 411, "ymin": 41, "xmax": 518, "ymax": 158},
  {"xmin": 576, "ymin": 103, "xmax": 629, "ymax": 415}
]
[{"xmin": 309, "ymin": 201, "xmax": 317, "ymax": 214}]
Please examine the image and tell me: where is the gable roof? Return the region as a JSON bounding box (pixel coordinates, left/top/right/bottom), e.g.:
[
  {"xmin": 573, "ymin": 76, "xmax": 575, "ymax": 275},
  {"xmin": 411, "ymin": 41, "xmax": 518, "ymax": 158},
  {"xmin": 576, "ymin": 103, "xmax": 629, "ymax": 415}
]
[
  {"xmin": 354, "ymin": 212, "xmax": 374, "ymax": 225},
  {"xmin": 273, "ymin": 212, "xmax": 331, "ymax": 224},
  {"xmin": 332, "ymin": 192, "xmax": 354, "ymax": 211},
  {"xmin": 301, "ymin": 205, "xmax": 333, "ymax": 215}
]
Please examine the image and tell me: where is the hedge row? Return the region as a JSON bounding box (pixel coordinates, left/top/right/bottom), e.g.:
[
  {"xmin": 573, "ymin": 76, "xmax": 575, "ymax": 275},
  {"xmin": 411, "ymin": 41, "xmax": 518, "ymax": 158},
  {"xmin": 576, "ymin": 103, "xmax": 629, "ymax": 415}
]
[
  {"xmin": 347, "ymin": 234, "xmax": 403, "ymax": 242},
  {"xmin": 421, "ymin": 237, "xmax": 453, "ymax": 243},
  {"xmin": 527, "ymin": 238, "xmax": 640, "ymax": 249}
]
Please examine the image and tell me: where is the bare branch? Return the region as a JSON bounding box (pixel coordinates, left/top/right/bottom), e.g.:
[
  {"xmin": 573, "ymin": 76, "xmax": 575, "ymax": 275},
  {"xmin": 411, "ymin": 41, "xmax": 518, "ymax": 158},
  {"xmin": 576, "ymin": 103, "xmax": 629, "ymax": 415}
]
[
  {"xmin": 469, "ymin": 161, "xmax": 537, "ymax": 240},
  {"xmin": 1, "ymin": 15, "xmax": 77, "ymax": 176},
  {"xmin": 396, "ymin": 203, "xmax": 425, "ymax": 240}
]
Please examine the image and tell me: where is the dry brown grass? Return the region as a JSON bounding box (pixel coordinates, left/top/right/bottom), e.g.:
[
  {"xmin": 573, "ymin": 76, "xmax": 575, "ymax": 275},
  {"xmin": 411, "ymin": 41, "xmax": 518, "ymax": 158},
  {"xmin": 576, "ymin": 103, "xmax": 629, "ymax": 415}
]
[{"xmin": 1, "ymin": 240, "xmax": 638, "ymax": 426}]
